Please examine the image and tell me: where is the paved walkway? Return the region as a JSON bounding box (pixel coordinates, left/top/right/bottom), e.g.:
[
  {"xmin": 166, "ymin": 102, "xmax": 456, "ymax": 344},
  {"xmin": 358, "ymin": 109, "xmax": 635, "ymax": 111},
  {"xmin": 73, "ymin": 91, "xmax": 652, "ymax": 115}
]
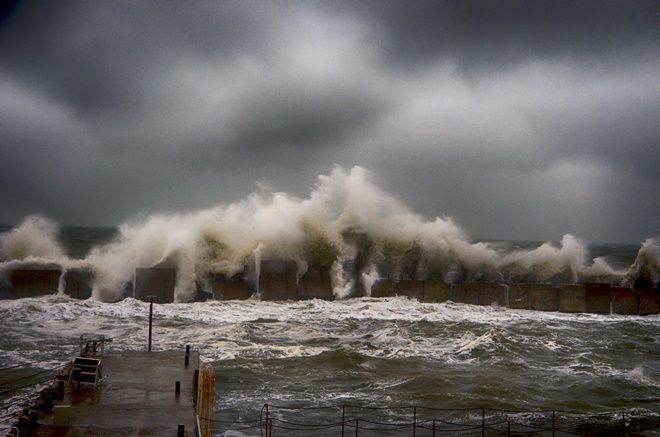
[{"xmin": 35, "ymin": 350, "xmax": 199, "ymax": 436}]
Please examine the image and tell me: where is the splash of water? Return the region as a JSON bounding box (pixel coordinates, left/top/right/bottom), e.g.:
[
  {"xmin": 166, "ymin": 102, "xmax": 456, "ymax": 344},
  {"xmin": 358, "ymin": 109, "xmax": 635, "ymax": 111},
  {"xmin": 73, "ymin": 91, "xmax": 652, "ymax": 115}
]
[{"xmin": 0, "ymin": 166, "xmax": 654, "ymax": 301}]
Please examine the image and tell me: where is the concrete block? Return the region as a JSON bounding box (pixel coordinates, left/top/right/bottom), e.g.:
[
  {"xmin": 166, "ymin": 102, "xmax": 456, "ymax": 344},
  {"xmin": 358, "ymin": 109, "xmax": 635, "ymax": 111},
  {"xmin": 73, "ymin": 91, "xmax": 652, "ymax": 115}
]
[
  {"xmin": 477, "ymin": 283, "xmax": 508, "ymax": 306},
  {"xmin": 397, "ymin": 280, "xmax": 424, "ymax": 300},
  {"xmin": 370, "ymin": 279, "xmax": 396, "ymax": 298},
  {"xmin": 210, "ymin": 274, "xmax": 253, "ymax": 300},
  {"xmin": 529, "ymin": 285, "xmax": 559, "ymax": 311},
  {"xmin": 423, "ymin": 281, "xmax": 451, "ymax": 303},
  {"xmin": 611, "ymin": 288, "xmax": 638, "ymax": 315},
  {"xmin": 54, "ymin": 405, "xmax": 71, "ymax": 426},
  {"xmin": 297, "ymin": 267, "xmax": 334, "ymax": 300},
  {"xmin": 259, "ymin": 260, "xmax": 297, "ymax": 301},
  {"xmin": 558, "ymin": 285, "xmax": 586, "ymax": 313},
  {"xmin": 585, "ymin": 283, "xmax": 611, "ymax": 314},
  {"xmin": 451, "ymin": 283, "xmax": 480, "ymax": 305},
  {"xmin": 134, "ymin": 268, "xmax": 176, "ymax": 303},
  {"xmin": 639, "ymin": 291, "xmax": 660, "ymax": 315},
  {"xmin": 10, "ymin": 269, "xmax": 60, "ymax": 298},
  {"xmin": 64, "ymin": 269, "xmax": 93, "ymax": 299},
  {"xmin": 507, "ymin": 284, "xmax": 530, "ymax": 310}
]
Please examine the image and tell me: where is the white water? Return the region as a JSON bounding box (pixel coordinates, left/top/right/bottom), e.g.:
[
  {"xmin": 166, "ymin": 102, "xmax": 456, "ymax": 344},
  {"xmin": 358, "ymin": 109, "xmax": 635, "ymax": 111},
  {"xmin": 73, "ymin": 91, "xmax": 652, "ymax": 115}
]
[{"xmin": 0, "ymin": 166, "xmax": 657, "ymax": 301}]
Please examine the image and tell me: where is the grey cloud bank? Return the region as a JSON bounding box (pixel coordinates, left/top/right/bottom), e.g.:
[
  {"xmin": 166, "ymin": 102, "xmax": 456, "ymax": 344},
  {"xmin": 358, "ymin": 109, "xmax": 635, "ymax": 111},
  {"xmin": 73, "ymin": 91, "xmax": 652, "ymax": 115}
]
[{"xmin": 0, "ymin": 0, "xmax": 658, "ymax": 244}]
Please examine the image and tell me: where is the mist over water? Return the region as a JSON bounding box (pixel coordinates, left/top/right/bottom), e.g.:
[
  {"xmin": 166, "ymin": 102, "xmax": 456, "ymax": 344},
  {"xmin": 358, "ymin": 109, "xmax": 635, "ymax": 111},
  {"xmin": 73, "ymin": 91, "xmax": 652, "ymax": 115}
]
[{"xmin": 0, "ymin": 166, "xmax": 658, "ymax": 301}]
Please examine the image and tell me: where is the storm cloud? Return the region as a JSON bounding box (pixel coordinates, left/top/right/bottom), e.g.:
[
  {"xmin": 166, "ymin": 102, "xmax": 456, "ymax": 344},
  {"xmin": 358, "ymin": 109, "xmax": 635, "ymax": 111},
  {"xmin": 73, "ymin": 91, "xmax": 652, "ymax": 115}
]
[{"xmin": 0, "ymin": 0, "xmax": 658, "ymax": 243}]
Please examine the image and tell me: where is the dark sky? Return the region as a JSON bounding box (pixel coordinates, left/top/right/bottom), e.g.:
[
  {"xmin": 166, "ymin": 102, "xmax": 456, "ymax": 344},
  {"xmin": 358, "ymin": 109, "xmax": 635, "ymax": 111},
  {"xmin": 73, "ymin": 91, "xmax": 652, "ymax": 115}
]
[{"xmin": 0, "ymin": 0, "xmax": 658, "ymax": 244}]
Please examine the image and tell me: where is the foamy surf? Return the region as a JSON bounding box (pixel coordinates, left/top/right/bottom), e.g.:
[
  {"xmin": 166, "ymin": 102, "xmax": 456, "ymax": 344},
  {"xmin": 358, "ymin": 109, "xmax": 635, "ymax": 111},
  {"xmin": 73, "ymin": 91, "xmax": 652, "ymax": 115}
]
[{"xmin": 1, "ymin": 167, "xmax": 657, "ymax": 302}]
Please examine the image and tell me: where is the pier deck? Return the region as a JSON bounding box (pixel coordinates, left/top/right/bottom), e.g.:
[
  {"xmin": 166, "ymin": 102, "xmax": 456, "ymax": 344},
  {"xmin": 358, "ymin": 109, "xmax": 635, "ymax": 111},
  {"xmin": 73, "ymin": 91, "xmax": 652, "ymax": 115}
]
[{"xmin": 34, "ymin": 350, "xmax": 199, "ymax": 436}]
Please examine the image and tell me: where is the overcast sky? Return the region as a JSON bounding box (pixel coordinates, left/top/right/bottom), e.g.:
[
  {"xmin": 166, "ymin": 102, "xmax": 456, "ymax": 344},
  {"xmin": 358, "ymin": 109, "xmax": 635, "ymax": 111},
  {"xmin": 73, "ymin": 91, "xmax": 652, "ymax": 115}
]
[{"xmin": 0, "ymin": 0, "xmax": 658, "ymax": 244}]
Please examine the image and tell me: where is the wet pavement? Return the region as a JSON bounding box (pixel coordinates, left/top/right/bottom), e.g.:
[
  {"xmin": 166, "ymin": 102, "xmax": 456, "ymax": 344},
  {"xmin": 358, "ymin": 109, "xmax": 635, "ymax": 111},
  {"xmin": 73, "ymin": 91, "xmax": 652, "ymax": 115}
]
[{"xmin": 33, "ymin": 350, "xmax": 199, "ymax": 436}]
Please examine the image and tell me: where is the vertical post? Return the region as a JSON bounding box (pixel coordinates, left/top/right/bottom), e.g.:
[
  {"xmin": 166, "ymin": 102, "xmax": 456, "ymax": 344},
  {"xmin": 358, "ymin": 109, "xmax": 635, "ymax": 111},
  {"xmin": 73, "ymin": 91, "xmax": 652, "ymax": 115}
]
[
  {"xmin": 148, "ymin": 296, "xmax": 153, "ymax": 352},
  {"xmin": 193, "ymin": 369, "xmax": 199, "ymax": 404},
  {"xmin": 269, "ymin": 417, "xmax": 273, "ymax": 437},
  {"xmin": 341, "ymin": 405, "xmax": 345, "ymax": 437},
  {"xmin": 413, "ymin": 406, "xmax": 417, "ymax": 437},
  {"xmin": 355, "ymin": 418, "xmax": 359, "ymax": 437},
  {"xmin": 552, "ymin": 410, "xmax": 555, "ymax": 437},
  {"xmin": 482, "ymin": 408, "xmax": 485, "ymax": 437},
  {"xmin": 507, "ymin": 419, "xmax": 511, "ymax": 436},
  {"xmin": 265, "ymin": 403, "xmax": 269, "ymax": 436},
  {"xmin": 432, "ymin": 419, "xmax": 436, "ymax": 437},
  {"xmin": 175, "ymin": 381, "xmax": 181, "ymax": 396},
  {"xmin": 621, "ymin": 411, "xmax": 625, "ymax": 436},
  {"xmin": 177, "ymin": 424, "xmax": 184, "ymax": 437}
]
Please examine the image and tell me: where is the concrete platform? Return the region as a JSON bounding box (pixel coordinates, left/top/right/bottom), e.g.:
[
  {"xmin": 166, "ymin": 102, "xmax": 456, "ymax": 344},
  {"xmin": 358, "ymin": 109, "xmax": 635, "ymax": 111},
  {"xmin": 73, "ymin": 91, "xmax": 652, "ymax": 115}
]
[{"xmin": 34, "ymin": 350, "xmax": 199, "ymax": 436}]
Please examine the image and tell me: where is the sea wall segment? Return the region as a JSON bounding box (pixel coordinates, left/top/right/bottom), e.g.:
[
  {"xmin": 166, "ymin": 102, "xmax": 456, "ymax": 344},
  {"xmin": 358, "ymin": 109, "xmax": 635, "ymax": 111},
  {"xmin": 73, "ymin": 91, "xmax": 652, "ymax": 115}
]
[
  {"xmin": 9, "ymin": 269, "xmax": 60, "ymax": 298},
  {"xmin": 397, "ymin": 280, "xmax": 424, "ymax": 300},
  {"xmin": 507, "ymin": 284, "xmax": 531, "ymax": 310},
  {"xmin": 259, "ymin": 260, "xmax": 297, "ymax": 301},
  {"xmin": 423, "ymin": 281, "xmax": 450, "ymax": 302},
  {"xmin": 371, "ymin": 279, "xmax": 397, "ymax": 297},
  {"xmin": 210, "ymin": 273, "xmax": 253, "ymax": 300},
  {"xmin": 611, "ymin": 287, "xmax": 639, "ymax": 315},
  {"xmin": 639, "ymin": 291, "xmax": 660, "ymax": 315},
  {"xmin": 557, "ymin": 285, "xmax": 586, "ymax": 313},
  {"xmin": 0, "ymin": 266, "xmax": 658, "ymax": 314},
  {"xmin": 297, "ymin": 266, "xmax": 334, "ymax": 300},
  {"xmin": 585, "ymin": 284, "xmax": 612, "ymax": 314},
  {"xmin": 134, "ymin": 268, "xmax": 176, "ymax": 303},
  {"xmin": 63, "ymin": 269, "xmax": 93, "ymax": 299}
]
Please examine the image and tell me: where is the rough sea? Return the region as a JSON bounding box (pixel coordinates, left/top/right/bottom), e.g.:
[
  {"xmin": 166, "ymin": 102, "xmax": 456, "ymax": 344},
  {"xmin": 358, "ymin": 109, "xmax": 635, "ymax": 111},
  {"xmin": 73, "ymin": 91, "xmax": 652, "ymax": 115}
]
[
  {"xmin": 1, "ymin": 168, "xmax": 659, "ymax": 434},
  {"xmin": 1, "ymin": 227, "xmax": 658, "ymax": 435}
]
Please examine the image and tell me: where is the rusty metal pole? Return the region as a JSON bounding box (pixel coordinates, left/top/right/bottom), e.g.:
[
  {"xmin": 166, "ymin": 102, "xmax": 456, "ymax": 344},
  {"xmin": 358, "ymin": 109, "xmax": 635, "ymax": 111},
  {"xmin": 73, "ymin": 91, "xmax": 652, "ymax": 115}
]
[{"xmin": 148, "ymin": 296, "xmax": 153, "ymax": 352}]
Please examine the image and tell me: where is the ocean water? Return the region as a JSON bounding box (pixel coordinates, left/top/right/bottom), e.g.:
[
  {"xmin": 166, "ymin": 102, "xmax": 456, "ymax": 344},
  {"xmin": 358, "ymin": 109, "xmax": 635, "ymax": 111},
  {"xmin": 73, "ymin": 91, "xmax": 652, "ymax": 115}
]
[
  {"xmin": 1, "ymin": 296, "xmax": 658, "ymax": 435},
  {"xmin": 1, "ymin": 167, "xmax": 659, "ymax": 434}
]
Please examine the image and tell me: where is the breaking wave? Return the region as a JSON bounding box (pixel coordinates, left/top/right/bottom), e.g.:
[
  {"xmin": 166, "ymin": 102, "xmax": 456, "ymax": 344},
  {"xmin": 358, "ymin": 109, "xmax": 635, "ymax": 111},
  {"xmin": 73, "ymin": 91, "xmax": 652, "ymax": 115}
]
[{"xmin": 0, "ymin": 166, "xmax": 657, "ymax": 301}]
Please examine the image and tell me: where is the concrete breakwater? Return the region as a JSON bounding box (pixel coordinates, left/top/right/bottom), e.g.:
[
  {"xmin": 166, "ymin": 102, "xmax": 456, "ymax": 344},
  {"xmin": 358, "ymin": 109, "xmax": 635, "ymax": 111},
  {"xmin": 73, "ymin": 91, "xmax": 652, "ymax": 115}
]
[{"xmin": 0, "ymin": 261, "xmax": 658, "ymax": 315}]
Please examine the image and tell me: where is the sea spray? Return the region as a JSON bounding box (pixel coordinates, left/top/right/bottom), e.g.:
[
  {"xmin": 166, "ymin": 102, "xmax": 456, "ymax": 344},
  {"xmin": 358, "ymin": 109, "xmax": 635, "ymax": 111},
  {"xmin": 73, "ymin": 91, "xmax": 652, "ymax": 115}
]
[{"xmin": 0, "ymin": 166, "xmax": 654, "ymax": 301}]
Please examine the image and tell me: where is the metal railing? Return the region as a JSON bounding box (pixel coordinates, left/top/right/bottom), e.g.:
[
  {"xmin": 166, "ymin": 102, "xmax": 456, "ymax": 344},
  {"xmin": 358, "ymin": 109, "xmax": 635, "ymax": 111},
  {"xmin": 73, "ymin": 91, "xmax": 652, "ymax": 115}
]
[{"xmin": 203, "ymin": 403, "xmax": 660, "ymax": 436}]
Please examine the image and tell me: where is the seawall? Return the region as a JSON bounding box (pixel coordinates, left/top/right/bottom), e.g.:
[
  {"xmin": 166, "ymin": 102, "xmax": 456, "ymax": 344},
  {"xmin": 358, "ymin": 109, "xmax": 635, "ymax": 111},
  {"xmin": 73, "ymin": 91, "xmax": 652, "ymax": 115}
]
[{"xmin": 1, "ymin": 265, "xmax": 658, "ymax": 315}]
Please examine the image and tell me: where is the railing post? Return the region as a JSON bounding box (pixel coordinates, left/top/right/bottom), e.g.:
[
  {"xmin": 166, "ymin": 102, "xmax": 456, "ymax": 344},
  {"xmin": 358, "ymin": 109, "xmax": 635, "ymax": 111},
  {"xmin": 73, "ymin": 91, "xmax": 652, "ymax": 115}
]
[
  {"xmin": 355, "ymin": 418, "xmax": 359, "ymax": 437},
  {"xmin": 622, "ymin": 411, "xmax": 625, "ymax": 436},
  {"xmin": 264, "ymin": 403, "xmax": 269, "ymax": 436},
  {"xmin": 413, "ymin": 406, "xmax": 417, "ymax": 437},
  {"xmin": 552, "ymin": 410, "xmax": 555, "ymax": 437},
  {"xmin": 482, "ymin": 408, "xmax": 485, "ymax": 437},
  {"xmin": 432, "ymin": 419, "xmax": 436, "ymax": 437},
  {"xmin": 507, "ymin": 418, "xmax": 511, "ymax": 436},
  {"xmin": 341, "ymin": 405, "xmax": 345, "ymax": 437},
  {"xmin": 148, "ymin": 296, "xmax": 153, "ymax": 352}
]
